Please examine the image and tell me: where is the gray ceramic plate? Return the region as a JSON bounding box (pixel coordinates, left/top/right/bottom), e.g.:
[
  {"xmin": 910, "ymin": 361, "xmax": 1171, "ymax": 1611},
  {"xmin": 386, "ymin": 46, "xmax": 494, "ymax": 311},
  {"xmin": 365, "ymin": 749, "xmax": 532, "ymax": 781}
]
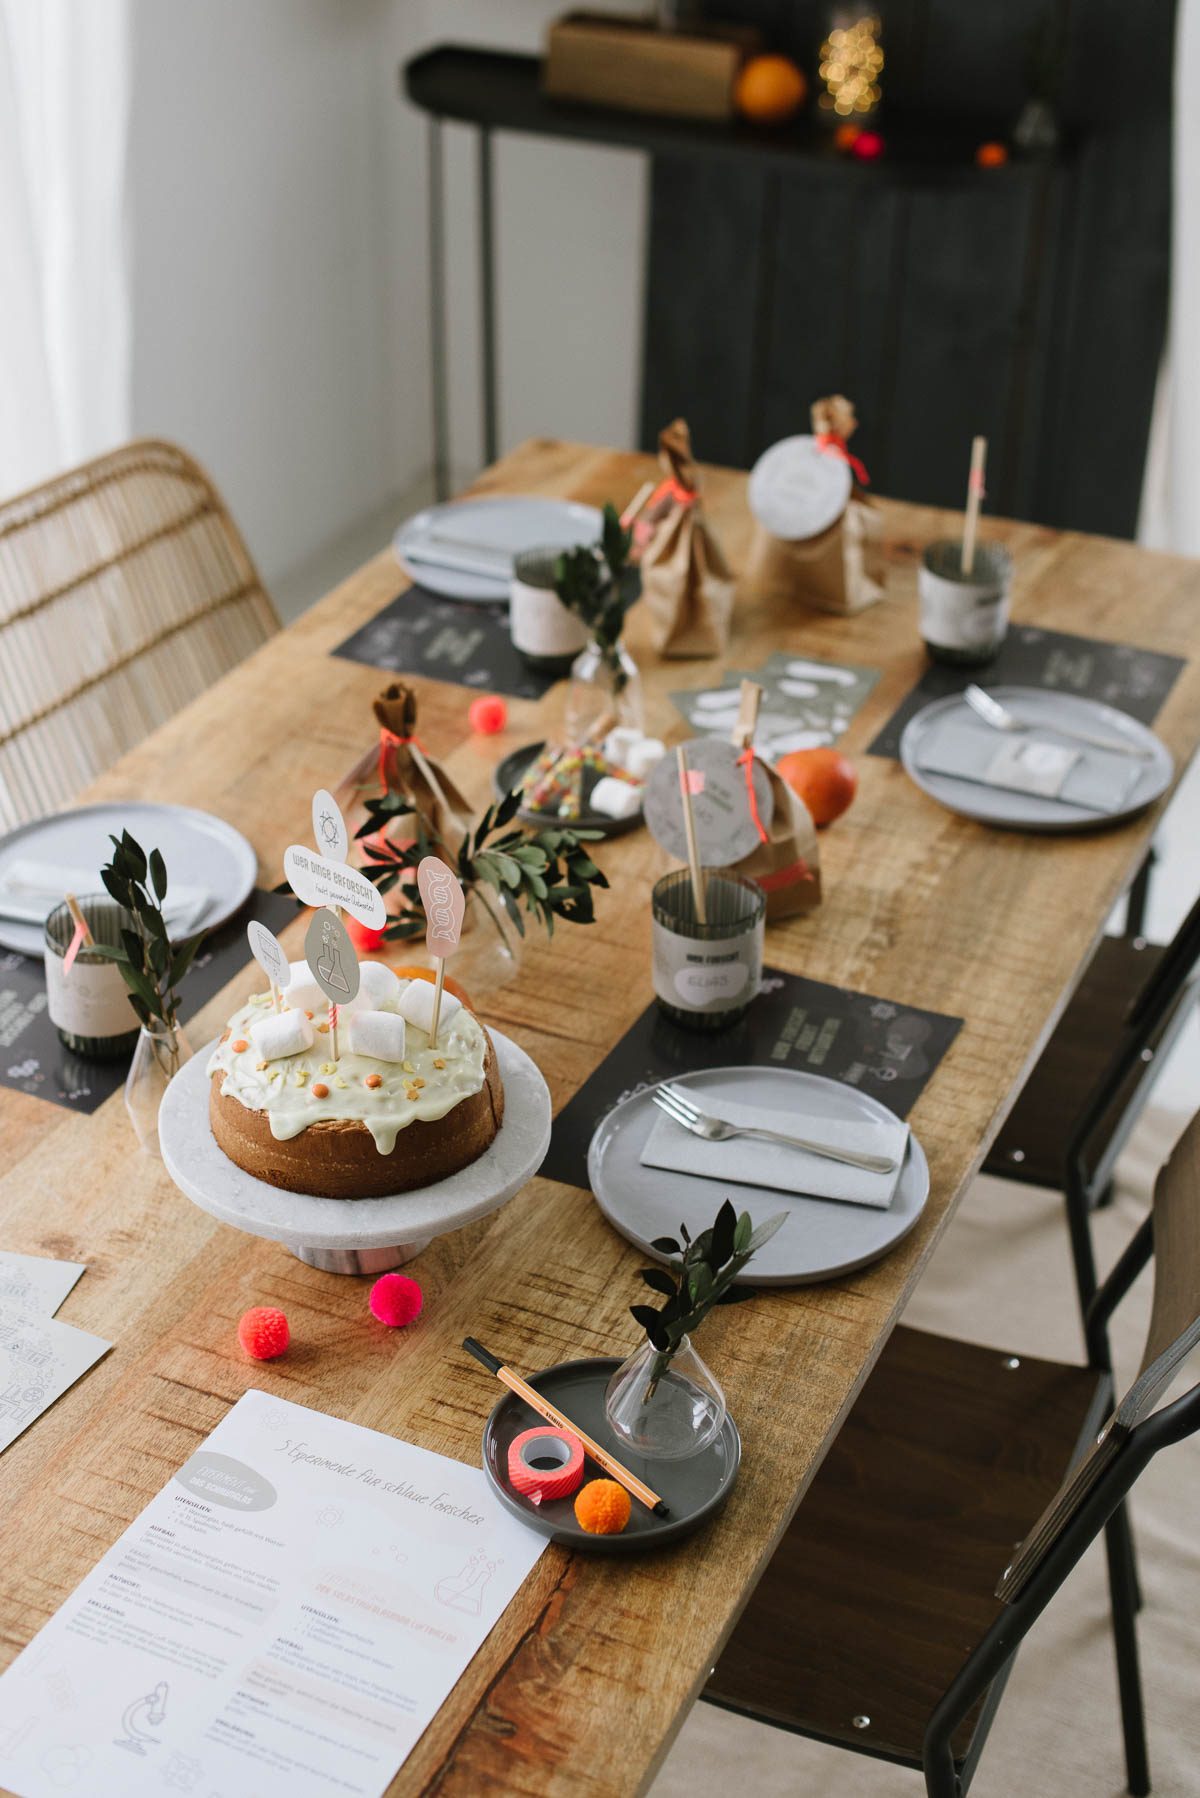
[
  {"xmin": 589, "ymin": 1067, "xmax": 929, "ymax": 1286},
  {"xmin": 393, "ymin": 496, "xmax": 602, "ymax": 603},
  {"xmin": 0, "ymin": 800, "xmax": 258, "ymax": 956},
  {"xmin": 899, "ymin": 686, "xmax": 1173, "ymax": 832},
  {"xmin": 482, "ymin": 1357, "xmax": 741, "ymax": 1552}
]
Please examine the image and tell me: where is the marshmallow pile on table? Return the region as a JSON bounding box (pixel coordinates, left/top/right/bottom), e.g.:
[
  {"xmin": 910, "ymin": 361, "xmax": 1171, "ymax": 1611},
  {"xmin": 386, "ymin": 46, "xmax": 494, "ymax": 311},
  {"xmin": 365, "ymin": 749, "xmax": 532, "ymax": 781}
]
[{"xmin": 593, "ymin": 727, "xmax": 666, "ymax": 820}]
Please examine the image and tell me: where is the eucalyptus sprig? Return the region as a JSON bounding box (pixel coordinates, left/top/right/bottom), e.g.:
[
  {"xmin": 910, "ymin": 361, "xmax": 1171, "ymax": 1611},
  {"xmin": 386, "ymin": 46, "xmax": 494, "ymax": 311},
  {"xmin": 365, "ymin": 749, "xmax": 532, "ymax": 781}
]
[
  {"xmin": 554, "ymin": 502, "xmax": 640, "ymax": 690},
  {"xmin": 353, "ymin": 785, "xmax": 609, "ymax": 945},
  {"xmin": 92, "ymin": 831, "xmax": 205, "ymax": 1034},
  {"xmin": 630, "ymin": 1199, "xmax": 787, "ymax": 1394}
]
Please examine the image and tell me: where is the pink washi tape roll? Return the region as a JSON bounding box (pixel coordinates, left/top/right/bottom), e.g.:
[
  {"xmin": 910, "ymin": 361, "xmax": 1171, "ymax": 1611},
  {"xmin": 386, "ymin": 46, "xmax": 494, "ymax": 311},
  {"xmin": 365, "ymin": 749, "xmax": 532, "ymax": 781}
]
[{"xmin": 507, "ymin": 1427, "xmax": 585, "ymax": 1504}]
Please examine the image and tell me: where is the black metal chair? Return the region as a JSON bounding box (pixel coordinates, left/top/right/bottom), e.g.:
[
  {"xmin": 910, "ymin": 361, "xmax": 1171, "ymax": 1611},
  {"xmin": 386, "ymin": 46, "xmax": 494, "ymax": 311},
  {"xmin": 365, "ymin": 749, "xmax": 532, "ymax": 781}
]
[
  {"xmin": 704, "ymin": 1110, "xmax": 1200, "ymax": 1796},
  {"xmin": 984, "ymin": 884, "xmax": 1200, "ymax": 1310}
]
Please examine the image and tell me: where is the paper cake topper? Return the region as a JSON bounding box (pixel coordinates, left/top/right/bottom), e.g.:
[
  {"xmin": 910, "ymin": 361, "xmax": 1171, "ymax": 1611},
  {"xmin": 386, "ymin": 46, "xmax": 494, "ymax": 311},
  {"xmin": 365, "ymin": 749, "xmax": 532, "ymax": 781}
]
[
  {"xmin": 312, "ymin": 788, "xmax": 349, "ymax": 863},
  {"xmin": 643, "ymin": 737, "xmax": 774, "ymax": 867},
  {"xmin": 304, "ymin": 908, "xmax": 361, "ymax": 1006},
  {"xmin": 417, "ymin": 857, "xmax": 465, "ymax": 959},
  {"xmin": 283, "ymin": 845, "xmax": 387, "ymax": 930},
  {"xmin": 247, "ymin": 921, "xmax": 291, "ymax": 990}
]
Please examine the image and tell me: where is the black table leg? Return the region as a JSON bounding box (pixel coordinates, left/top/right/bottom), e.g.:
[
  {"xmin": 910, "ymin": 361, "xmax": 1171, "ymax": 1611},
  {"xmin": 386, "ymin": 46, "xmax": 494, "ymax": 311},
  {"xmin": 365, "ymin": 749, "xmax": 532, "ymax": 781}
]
[
  {"xmin": 478, "ymin": 125, "xmax": 498, "ymax": 467},
  {"xmin": 427, "ymin": 115, "xmax": 450, "ymax": 501}
]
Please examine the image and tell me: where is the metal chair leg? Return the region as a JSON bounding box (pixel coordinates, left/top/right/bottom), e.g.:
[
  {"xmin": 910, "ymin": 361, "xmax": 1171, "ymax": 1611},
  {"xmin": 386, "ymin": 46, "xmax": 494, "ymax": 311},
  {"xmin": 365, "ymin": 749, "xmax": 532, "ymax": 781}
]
[{"xmin": 1105, "ymin": 1502, "xmax": 1150, "ymax": 1796}]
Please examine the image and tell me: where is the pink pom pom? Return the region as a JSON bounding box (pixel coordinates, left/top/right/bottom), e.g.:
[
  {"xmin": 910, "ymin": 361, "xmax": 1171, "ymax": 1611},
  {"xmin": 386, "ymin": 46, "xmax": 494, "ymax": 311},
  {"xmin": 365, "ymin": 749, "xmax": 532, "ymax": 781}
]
[
  {"xmin": 238, "ymin": 1306, "xmax": 290, "ymax": 1360},
  {"xmin": 369, "ymin": 1273, "xmax": 424, "ymax": 1328},
  {"xmin": 346, "ymin": 913, "xmax": 387, "ymax": 954},
  {"xmin": 469, "ymin": 695, "xmax": 508, "ymax": 735},
  {"xmin": 851, "ymin": 130, "xmax": 885, "ymax": 161}
]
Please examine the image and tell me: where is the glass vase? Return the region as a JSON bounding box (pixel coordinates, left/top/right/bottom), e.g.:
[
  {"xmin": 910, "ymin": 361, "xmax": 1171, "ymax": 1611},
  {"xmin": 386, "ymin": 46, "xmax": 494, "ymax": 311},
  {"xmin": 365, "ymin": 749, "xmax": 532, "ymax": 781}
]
[
  {"xmin": 441, "ymin": 888, "xmax": 522, "ymax": 999},
  {"xmin": 604, "ymin": 1333, "xmax": 727, "ymax": 1460},
  {"xmin": 564, "ymin": 637, "xmax": 644, "ymax": 747},
  {"xmin": 125, "ymin": 1020, "xmax": 193, "ymax": 1157}
]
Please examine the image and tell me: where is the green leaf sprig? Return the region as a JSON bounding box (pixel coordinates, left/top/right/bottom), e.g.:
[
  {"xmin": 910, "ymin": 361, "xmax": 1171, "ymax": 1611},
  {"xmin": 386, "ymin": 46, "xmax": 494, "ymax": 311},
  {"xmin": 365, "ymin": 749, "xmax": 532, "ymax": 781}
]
[
  {"xmin": 351, "ymin": 785, "xmax": 609, "ymax": 946},
  {"xmin": 630, "ymin": 1199, "xmax": 787, "ymax": 1392},
  {"xmin": 91, "ymin": 831, "xmax": 205, "ymax": 1032},
  {"xmin": 554, "ymin": 502, "xmax": 640, "ymax": 691}
]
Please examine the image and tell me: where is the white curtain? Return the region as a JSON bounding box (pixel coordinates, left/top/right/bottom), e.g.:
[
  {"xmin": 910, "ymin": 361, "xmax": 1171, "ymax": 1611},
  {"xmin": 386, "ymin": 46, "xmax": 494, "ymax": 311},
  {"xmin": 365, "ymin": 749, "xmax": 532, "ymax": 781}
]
[
  {"xmin": 1139, "ymin": 0, "xmax": 1200, "ymax": 554},
  {"xmin": 0, "ymin": 0, "xmax": 131, "ymax": 499}
]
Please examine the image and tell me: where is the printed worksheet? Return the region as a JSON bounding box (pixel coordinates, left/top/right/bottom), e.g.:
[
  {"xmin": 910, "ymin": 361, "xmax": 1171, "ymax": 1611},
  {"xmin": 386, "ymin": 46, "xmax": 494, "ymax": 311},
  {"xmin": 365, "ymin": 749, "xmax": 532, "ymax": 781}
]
[{"xmin": 0, "ymin": 1390, "xmax": 546, "ymax": 1797}]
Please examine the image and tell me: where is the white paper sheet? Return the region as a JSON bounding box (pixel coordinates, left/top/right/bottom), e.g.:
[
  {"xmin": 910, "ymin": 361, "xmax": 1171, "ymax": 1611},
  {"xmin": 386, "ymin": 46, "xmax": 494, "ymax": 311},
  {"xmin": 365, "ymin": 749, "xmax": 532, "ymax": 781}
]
[
  {"xmin": 0, "ymin": 1389, "xmax": 546, "ymax": 1798},
  {"xmin": 0, "ymin": 1251, "xmax": 86, "ymax": 1317},
  {"xmin": 0, "ymin": 1301, "xmax": 109, "ymax": 1453}
]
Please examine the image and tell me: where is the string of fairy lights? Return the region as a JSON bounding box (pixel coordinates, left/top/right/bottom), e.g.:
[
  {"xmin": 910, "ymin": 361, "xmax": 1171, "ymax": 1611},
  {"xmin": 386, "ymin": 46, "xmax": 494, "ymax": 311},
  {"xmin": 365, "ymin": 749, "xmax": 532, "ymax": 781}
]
[{"xmin": 817, "ymin": 13, "xmax": 885, "ymax": 119}]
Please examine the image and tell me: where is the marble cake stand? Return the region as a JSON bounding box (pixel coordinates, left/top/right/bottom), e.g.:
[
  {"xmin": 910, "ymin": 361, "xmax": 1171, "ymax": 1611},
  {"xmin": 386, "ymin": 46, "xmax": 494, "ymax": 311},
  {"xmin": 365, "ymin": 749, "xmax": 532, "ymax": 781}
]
[{"xmin": 158, "ymin": 1030, "xmax": 551, "ymax": 1274}]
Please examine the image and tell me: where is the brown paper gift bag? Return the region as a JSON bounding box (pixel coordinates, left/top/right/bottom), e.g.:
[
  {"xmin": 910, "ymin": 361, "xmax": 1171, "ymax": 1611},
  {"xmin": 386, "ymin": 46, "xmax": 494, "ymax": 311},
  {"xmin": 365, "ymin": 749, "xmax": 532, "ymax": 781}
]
[
  {"xmin": 638, "ymin": 418, "xmax": 735, "ymax": 657},
  {"xmin": 732, "ymin": 751, "xmax": 822, "ymax": 921},
  {"xmin": 371, "ymin": 683, "xmax": 473, "ymax": 851},
  {"xmin": 744, "ymin": 395, "xmax": 885, "ymax": 616}
]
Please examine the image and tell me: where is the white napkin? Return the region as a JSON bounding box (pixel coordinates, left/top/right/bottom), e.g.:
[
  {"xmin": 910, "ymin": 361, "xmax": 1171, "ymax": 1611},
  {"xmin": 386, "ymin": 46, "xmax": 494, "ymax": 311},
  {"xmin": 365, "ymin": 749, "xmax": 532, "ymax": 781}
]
[
  {"xmin": 0, "ymin": 858, "xmax": 208, "ymax": 933},
  {"xmin": 639, "ymin": 1091, "xmax": 908, "ymax": 1209}
]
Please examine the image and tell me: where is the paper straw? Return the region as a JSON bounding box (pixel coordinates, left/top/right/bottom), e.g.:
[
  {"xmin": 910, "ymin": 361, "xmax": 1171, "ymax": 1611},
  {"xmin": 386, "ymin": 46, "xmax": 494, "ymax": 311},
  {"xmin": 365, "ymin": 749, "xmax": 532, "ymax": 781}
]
[
  {"xmin": 676, "ymin": 745, "xmax": 707, "ymax": 925},
  {"xmin": 962, "ymin": 435, "xmax": 988, "ymax": 576},
  {"xmin": 429, "ymin": 960, "xmax": 446, "ymax": 1050}
]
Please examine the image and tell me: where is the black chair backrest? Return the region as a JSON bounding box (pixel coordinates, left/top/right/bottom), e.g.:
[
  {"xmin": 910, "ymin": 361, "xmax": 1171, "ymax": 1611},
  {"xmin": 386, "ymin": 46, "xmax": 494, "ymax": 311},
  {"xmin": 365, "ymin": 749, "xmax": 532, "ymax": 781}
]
[{"xmin": 998, "ymin": 1110, "xmax": 1200, "ymax": 1603}]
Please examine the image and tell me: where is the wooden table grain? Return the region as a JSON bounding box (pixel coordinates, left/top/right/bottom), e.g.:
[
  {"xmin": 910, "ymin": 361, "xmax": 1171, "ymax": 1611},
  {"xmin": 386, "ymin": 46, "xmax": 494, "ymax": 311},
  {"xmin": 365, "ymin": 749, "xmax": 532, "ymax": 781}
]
[{"xmin": 2, "ymin": 439, "xmax": 1199, "ymax": 1797}]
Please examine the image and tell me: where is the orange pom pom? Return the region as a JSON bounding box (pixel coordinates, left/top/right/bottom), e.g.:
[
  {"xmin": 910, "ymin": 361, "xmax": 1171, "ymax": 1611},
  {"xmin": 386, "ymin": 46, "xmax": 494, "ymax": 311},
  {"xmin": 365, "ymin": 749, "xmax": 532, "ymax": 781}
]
[
  {"xmin": 735, "ymin": 54, "xmax": 808, "ymax": 124},
  {"xmin": 834, "ymin": 122, "xmax": 862, "ymax": 151},
  {"xmin": 976, "ymin": 140, "xmax": 1009, "ymax": 168},
  {"xmin": 238, "ymin": 1306, "xmax": 289, "ymax": 1360},
  {"xmin": 574, "ymin": 1479, "xmax": 632, "ymax": 1535},
  {"xmin": 346, "ymin": 913, "xmax": 388, "ymax": 954},
  {"xmin": 469, "ymin": 695, "xmax": 508, "ymax": 735}
]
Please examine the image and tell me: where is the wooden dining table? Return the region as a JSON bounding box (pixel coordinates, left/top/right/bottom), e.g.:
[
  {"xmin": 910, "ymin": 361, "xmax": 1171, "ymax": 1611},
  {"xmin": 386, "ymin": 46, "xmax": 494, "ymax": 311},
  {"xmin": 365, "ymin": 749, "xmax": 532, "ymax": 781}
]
[{"xmin": 2, "ymin": 438, "xmax": 1200, "ymax": 1797}]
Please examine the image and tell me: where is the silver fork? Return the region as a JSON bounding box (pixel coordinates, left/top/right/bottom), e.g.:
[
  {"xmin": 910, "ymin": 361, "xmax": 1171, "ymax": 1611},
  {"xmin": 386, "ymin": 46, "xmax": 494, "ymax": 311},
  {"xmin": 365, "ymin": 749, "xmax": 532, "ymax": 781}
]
[
  {"xmin": 650, "ymin": 1083, "xmax": 898, "ymax": 1175},
  {"xmin": 963, "ymin": 684, "xmax": 1155, "ymax": 760}
]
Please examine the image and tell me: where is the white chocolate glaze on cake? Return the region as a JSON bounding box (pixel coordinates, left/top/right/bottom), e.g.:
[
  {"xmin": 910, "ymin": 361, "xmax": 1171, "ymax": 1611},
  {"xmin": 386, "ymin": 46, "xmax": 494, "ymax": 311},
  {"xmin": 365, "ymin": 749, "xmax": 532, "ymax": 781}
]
[{"xmin": 206, "ymin": 985, "xmax": 488, "ymax": 1156}]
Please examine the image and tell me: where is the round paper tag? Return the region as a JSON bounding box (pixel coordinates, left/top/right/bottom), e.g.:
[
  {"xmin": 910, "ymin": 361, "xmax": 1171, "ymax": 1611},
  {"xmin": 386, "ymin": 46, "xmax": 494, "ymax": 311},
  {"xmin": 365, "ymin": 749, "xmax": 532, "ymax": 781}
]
[
  {"xmin": 283, "ymin": 845, "xmax": 387, "ymax": 930},
  {"xmin": 304, "ymin": 908, "xmax": 361, "ymax": 1005},
  {"xmin": 643, "ymin": 739, "xmax": 774, "ymax": 867},
  {"xmin": 246, "ymin": 921, "xmax": 291, "ymax": 990},
  {"xmin": 748, "ymin": 435, "xmax": 851, "ymax": 541},
  {"xmin": 312, "ymin": 789, "xmax": 349, "ymax": 862}
]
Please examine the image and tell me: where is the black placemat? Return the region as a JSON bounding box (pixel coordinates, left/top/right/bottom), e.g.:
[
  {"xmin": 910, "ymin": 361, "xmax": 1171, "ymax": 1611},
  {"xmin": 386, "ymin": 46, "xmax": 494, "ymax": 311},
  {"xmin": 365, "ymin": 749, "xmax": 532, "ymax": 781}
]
[
  {"xmin": 332, "ymin": 586, "xmax": 556, "ymax": 701},
  {"xmin": 869, "ymin": 625, "xmax": 1185, "ymax": 760},
  {"xmin": 0, "ymin": 889, "xmax": 295, "ymax": 1113},
  {"xmin": 541, "ymin": 969, "xmax": 962, "ymax": 1191}
]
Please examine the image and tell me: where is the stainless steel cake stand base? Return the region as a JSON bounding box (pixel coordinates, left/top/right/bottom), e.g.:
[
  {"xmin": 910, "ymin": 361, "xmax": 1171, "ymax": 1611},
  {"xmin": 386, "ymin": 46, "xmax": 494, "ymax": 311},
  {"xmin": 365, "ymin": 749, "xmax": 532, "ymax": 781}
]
[
  {"xmin": 291, "ymin": 1239, "xmax": 432, "ymax": 1275},
  {"xmin": 158, "ymin": 1030, "xmax": 551, "ymax": 1275}
]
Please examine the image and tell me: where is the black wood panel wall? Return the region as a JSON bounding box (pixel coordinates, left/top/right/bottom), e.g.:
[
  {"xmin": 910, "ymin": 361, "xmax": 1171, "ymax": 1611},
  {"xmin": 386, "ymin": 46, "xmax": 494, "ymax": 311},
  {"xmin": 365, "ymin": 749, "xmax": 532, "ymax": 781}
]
[{"xmin": 640, "ymin": 0, "xmax": 1174, "ymax": 535}]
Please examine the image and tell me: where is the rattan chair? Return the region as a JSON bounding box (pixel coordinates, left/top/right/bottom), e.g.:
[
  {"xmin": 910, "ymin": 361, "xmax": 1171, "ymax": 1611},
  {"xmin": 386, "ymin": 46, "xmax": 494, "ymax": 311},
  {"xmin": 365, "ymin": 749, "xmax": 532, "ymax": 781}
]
[
  {"xmin": 0, "ymin": 438, "xmax": 279, "ymax": 829},
  {"xmin": 705, "ymin": 1110, "xmax": 1200, "ymax": 1796}
]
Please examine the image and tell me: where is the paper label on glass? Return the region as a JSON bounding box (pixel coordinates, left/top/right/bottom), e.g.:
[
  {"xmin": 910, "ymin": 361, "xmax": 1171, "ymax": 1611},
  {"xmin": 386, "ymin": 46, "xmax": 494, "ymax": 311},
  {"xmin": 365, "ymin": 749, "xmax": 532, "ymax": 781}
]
[
  {"xmin": 652, "ymin": 923, "xmax": 761, "ymax": 1014},
  {"xmin": 246, "ymin": 919, "xmax": 291, "ymax": 990},
  {"xmin": 417, "ymin": 857, "xmax": 465, "ymax": 959},
  {"xmin": 748, "ymin": 435, "xmax": 851, "ymax": 540},
  {"xmin": 283, "ymin": 845, "xmax": 386, "ymax": 929},
  {"xmin": 312, "ymin": 788, "xmax": 349, "ymax": 862},
  {"xmin": 918, "ymin": 579, "xmax": 1010, "ymax": 651},
  {"xmin": 304, "ymin": 908, "xmax": 361, "ymax": 1004},
  {"xmin": 42, "ymin": 950, "xmax": 133, "ymax": 1038},
  {"xmin": 0, "ymin": 1389, "xmax": 545, "ymax": 1798},
  {"xmin": 643, "ymin": 737, "xmax": 773, "ymax": 866}
]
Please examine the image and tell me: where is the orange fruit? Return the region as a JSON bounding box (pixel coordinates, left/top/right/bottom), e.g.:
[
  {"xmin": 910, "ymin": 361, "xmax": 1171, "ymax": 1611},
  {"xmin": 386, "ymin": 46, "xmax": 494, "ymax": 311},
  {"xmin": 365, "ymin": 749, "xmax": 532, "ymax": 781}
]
[
  {"xmin": 734, "ymin": 55, "xmax": 808, "ymax": 124},
  {"xmin": 391, "ymin": 964, "xmax": 474, "ymax": 1009},
  {"xmin": 776, "ymin": 747, "xmax": 858, "ymax": 828}
]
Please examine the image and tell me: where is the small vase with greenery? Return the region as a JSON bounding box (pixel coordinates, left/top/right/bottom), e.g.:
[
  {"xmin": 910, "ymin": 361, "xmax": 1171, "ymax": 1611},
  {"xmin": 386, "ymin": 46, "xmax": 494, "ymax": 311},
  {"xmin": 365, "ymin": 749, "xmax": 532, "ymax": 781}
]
[
  {"xmin": 604, "ymin": 1199, "xmax": 786, "ymax": 1460},
  {"xmin": 555, "ymin": 502, "xmax": 644, "ymax": 743},
  {"xmin": 94, "ymin": 831, "xmax": 205, "ymax": 1153}
]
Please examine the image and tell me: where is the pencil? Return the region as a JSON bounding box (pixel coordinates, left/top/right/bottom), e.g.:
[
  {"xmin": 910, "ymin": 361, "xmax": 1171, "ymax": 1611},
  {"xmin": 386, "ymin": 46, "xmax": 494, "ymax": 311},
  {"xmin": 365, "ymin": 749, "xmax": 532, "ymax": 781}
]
[{"xmin": 463, "ymin": 1337, "xmax": 670, "ymax": 1518}]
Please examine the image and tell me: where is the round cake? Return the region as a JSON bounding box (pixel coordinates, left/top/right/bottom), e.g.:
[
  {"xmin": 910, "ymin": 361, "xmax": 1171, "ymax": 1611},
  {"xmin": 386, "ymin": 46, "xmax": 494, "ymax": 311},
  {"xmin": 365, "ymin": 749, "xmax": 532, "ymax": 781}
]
[{"xmin": 206, "ymin": 961, "xmax": 504, "ymax": 1199}]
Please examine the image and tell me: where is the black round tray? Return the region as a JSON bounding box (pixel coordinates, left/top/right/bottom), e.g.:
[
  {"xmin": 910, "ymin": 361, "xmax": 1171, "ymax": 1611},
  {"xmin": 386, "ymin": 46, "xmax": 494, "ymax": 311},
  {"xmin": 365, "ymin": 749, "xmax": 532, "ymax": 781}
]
[
  {"xmin": 492, "ymin": 741, "xmax": 644, "ymax": 838},
  {"xmin": 481, "ymin": 1355, "xmax": 741, "ymax": 1554}
]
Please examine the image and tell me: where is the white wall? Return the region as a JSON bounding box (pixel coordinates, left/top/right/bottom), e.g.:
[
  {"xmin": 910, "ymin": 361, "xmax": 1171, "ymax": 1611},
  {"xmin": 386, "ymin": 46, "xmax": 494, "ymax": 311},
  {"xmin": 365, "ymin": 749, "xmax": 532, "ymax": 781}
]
[
  {"xmin": 127, "ymin": 0, "xmax": 399, "ymax": 584},
  {"xmin": 124, "ymin": 0, "xmax": 645, "ymax": 588}
]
